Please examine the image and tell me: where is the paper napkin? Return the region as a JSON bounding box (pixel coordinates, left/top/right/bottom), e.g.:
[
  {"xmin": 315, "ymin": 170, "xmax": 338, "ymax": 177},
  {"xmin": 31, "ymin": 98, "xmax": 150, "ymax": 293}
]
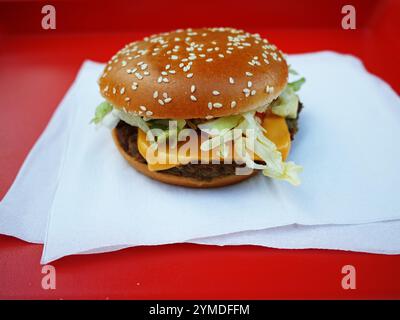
[{"xmin": 1, "ymin": 52, "xmax": 399, "ymax": 263}]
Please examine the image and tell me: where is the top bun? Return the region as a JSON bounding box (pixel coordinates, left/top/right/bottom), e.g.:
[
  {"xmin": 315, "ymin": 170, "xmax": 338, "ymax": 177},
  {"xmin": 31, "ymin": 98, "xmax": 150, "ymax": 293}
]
[{"xmin": 99, "ymin": 27, "xmax": 288, "ymax": 119}]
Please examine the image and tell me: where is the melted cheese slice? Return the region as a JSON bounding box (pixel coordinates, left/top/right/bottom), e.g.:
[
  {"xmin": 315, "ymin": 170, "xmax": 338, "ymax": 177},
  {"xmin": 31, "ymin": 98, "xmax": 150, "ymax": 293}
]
[{"xmin": 137, "ymin": 114, "xmax": 291, "ymax": 171}]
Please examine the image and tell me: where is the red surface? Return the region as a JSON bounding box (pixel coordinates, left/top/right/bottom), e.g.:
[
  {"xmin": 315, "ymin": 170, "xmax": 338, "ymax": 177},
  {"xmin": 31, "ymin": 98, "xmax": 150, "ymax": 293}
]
[{"xmin": 0, "ymin": 0, "xmax": 399, "ymax": 299}]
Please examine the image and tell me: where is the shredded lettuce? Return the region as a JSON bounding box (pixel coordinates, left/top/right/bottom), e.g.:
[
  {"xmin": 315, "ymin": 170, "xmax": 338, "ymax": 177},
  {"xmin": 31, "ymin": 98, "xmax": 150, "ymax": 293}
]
[
  {"xmin": 240, "ymin": 112, "xmax": 302, "ymax": 185},
  {"xmin": 271, "ymin": 68, "xmax": 305, "ymax": 118},
  {"xmin": 198, "ymin": 115, "xmax": 242, "ymax": 157},
  {"xmin": 288, "ymin": 77, "xmax": 306, "ymax": 92},
  {"xmin": 149, "ymin": 119, "xmax": 186, "ymax": 145},
  {"xmin": 198, "ymin": 111, "xmax": 302, "ymax": 185},
  {"xmin": 271, "ymin": 86, "xmax": 299, "ymax": 119},
  {"xmin": 91, "ymin": 101, "xmax": 113, "ymax": 124},
  {"xmin": 197, "ymin": 115, "xmax": 241, "ymax": 134},
  {"xmin": 116, "ymin": 110, "xmax": 152, "ymax": 133},
  {"xmin": 92, "ymin": 100, "xmax": 302, "ymax": 185},
  {"xmin": 288, "ymin": 67, "xmax": 299, "ymax": 75}
]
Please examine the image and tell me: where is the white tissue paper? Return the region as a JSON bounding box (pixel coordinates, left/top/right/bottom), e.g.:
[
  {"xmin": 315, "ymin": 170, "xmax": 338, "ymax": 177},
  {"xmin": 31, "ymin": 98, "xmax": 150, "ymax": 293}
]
[{"xmin": 0, "ymin": 52, "xmax": 399, "ymax": 263}]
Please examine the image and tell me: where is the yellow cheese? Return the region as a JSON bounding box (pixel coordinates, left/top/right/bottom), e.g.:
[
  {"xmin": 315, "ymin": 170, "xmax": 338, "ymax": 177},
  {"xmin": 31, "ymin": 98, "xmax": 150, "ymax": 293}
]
[
  {"xmin": 137, "ymin": 114, "xmax": 291, "ymax": 171},
  {"xmin": 260, "ymin": 113, "xmax": 291, "ymax": 161}
]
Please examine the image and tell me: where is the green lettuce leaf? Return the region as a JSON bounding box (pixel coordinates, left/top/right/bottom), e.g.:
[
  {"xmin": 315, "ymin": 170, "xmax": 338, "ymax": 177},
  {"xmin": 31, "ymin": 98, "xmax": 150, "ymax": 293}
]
[
  {"xmin": 288, "ymin": 77, "xmax": 306, "ymax": 92},
  {"xmin": 271, "ymin": 86, "xmax": 299, "ymax": 119},
  {"xmin": 91, "ymin": 101, "xmax": 113, "ymax": 124},
  {"xmin": 197, "ymin": 115, "xmax": 242, "ymax": 134}
]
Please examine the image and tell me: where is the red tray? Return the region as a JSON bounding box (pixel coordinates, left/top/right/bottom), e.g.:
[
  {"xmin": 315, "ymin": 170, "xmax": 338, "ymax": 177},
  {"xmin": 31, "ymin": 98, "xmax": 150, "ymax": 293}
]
[{"xmin": 1, "ymin": 0, "xmax": 399, "ymax": 299}]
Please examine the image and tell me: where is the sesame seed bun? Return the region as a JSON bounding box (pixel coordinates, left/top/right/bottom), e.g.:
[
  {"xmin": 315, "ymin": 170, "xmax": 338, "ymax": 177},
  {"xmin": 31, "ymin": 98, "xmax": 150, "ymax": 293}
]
[
  {"xmin": 112, "ymin": 128, "xmax": 258, "ymax": 188},
  {"xmin": 99, "ymin": 27, "xmax": 288, "ymax": 119}
]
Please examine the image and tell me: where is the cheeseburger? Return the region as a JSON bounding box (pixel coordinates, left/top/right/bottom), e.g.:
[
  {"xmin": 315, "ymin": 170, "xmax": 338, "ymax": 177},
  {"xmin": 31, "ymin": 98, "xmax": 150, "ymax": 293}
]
[{"xmin": 93, "ymin": 28, "xmax": 305, "ymax": 188}]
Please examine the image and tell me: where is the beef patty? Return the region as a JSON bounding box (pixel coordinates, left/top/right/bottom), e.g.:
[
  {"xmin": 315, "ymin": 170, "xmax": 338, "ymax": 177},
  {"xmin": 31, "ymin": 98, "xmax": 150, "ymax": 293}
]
[{"xmin": 115, "ymin": 107, "xmax": 302, "ymax": 181}]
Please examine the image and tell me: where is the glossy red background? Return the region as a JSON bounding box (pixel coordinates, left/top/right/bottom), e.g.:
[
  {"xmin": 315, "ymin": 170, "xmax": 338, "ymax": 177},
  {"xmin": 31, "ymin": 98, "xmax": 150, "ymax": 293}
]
[{"xmin": 0, "ymin": 0, "xmax": 399, "ymax": 299}]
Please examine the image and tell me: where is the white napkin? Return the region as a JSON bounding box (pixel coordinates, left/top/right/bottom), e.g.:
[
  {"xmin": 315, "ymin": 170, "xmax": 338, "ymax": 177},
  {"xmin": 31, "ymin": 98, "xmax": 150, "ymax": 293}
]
[{"xmin": 1, "ymin": 52, "xmax": 399, "ymax": 263}]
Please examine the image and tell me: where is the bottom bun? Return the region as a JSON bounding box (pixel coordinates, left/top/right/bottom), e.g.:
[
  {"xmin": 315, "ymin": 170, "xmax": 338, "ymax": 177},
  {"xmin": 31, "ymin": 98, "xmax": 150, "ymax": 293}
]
[{"xmin": 112, "ymin": 128, "xmax": 258, "ymax": 188}]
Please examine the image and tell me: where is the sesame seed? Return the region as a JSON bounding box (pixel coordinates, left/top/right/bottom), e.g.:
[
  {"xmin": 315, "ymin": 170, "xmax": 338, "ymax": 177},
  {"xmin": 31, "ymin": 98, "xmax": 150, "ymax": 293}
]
[
  {"xmin": 208, "ymin": 102, "xmax": 213, "ymax": 110},
  {"xmin": 213, "ymin": 103, "xmax": 223, "ymax": 108},
  {"xmin": 231, "ymin": 101, "xmax": 237, "ymax": 108},
  {"xmin": 161, "ymin": 71, "xmax": 168, "ymax": 76},
  {"xmin": 164, "ymin": 97, "xmax": 172, "ymax": 103},
  {"xmin": 171, "ymin": 55, "xmax": 178, "ymax": 60},
  {"xmin": 206, "ymin": 58, "xmax": 213, "ymax": 62},
  {"xmin": 212, "ymin": 90, "xmax": 220, "ymax": 96},
  {"xmin": 120, "ymin": 87, "xmax": 125, "ymax": 94},
  {"xmin": 146, "ymin": 110, "xmax": 153, "ymax": 116},
  {"xmin": 153, "ymin": 91, "xmax": 158, "ymax": 99},
  {"xmin": 124, "ymin": 97, "xmax": 131, "ymax": 102},
  {"xmin": 266, "ymin": 85, "xmax": 274, "ymax": 93},
  {"xmin": 135, "ymin": 72, "xmax": 143, "ymax": 80},
  {"xmin": 131, "ymin": 82, "xmax": 138, "ymax": 90},
  {"xmin": 139, "ymin": 105, "xmax": 146, "ymax": 111},
  {"xmin": 190, "ymin": 95, "xmax": 197, "ymax": 101},
  {"xmin": 169, "ymin": 70, "xmax": 176, "ymax": 74},
  {"xmin": 206, "ymin": 115, "xmax": 214, "ymax": 120},
  {"xmin": 191, "ymin": 85, "xmax": 196, "ymax": 93},
  {"xmin": 186, "ymin": 73, "xmax": 193, "ymax": 78},
  {"xmin": 140, "ymin": 63, "xmax": 148, "ymax": 70},
  {"xmin": 251, "ymin": 90, "xmax": 256, "ymax": 96},
  {"xmin": 121, "ymin": 60, "xmax": 127, "ymax": 66},
  {"xmin": 229, "ymin": 77, "xmax": 235, "ymax": 84},
  {"xmin": 158, "ymin": 99, "xmax": 165, "ymax": 105},
  {"xmin": 246, "ymin": 72, "xmax": 253, "ymax": 76},
  {"xmin": 165, "ymin": 64, "xmax": 171, "ymax": 70},
  {"xmin": 157, "ymin": 76, "xmax": 163, "ymax": 83},
  {"xmin": 162, "ymin": 92, "xmax": 168, "ymax": 98},
  {"xmin": 247, "ymin": 81, "xmax": 252, "ymax": 88}
]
